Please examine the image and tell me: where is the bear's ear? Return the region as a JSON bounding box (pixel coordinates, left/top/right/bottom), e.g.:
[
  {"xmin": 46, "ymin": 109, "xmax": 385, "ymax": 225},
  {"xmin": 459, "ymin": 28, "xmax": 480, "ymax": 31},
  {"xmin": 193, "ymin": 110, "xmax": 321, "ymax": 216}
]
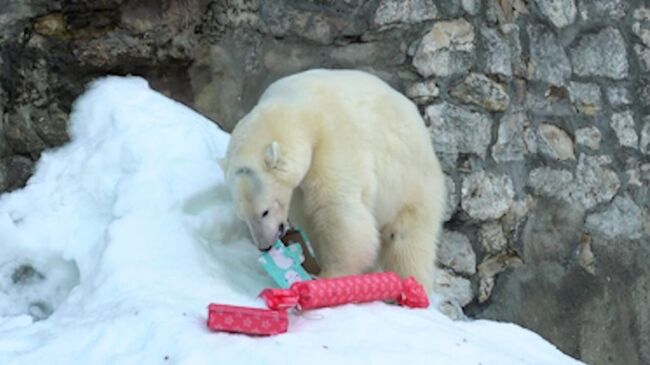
[{"xmin": 264, "ymin": 141, "xmax": 280, "ymax": 169}]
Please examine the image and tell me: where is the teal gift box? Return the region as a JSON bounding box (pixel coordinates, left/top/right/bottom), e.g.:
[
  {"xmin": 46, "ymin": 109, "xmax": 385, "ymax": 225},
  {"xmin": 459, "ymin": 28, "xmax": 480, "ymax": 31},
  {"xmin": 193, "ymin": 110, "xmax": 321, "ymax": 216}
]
[{"xmin": 258, "ymin": 240, "xmax": 313, "ymax": 288}]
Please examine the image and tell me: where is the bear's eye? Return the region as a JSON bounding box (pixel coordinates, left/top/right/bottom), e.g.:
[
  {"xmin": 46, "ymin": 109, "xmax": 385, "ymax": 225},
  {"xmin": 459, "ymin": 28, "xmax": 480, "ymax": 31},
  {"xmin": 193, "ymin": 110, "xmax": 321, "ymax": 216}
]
[{"xmin": 261, "ymin": 210, "xmax": 269, "ymax": 218}]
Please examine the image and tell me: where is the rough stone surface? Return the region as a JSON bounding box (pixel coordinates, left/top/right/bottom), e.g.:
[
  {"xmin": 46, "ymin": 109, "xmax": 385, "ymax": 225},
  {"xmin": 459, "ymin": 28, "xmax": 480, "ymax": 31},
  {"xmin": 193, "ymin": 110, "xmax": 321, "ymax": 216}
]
[
  {"xmin": 570, "ymin": 27, "xmax": 628, "ymax": 79},
  {"xmin": 426, "ymin": 102, "xmax": 492, "ymax": 167},
  {"xmin": 537, "ymin": 123, "xmax": 575, "ymax": 161},
  {"xmin": 641, "ymin": 163, "xmax": 650, "ymax": 182},
  {"xmin": 634, "ymin": 44, "xmax": 650, "ymax": 72},
  {"xmin": 578, "ymin": 0, "xmax": 627, "ymax": 21},
  {"xmin": 571, "ymin": 155, "xmax": 621, "ymax": 210},
  {"xmin": 0, "ymin": 156, "xmax": 34, "ymax": 193},
  {"xmin": 461, "ymin": 171, "xmax": 515, "ymax": 221},
  {"xmin": 522, "ymin": 199, "xmax": 586, "ymax": 263},
  {"xmin": 373, "ymin": 0, "xmax": 438, "ymax": 27},
  {"xmin": 461, "ymin": 0, "xmax": 478, "ymax": 16},
  {"xmin": 491, "ymin": 112, "xmax": 535, "ymax": 162},
  {"xmin": 611, "ymin": 111, "xmax": 639, "ymax": 149},
  {"xmin": 479, "ymin": 221, "xmax": 508, "ymax": 254},
  {"xmin": 639, "ymin": 78, "xmax": 650, "ymax": 108},
  {"xmin": 443, "ymin": 174, "xmax": 458, "ymax": 222},
  {"xmin": 528, "ymin": 167, "xmax": 573, "ymax": 199},
  {"xmin": 2, "ymin": 2, "xmax": 649, "ymax": 363},
  {"xmin": 575, "ymin": 126, "xmax": 602, "ymax": 150},
  {"xmin": 525, "ymin": 88, "xmax": 575, "ymax": 116},
  {"xmin": 479, "ymin": 26, "xmax": 512, "ymax": 77},
  {"xmin": 606, "ymin": 86, "xmax": 631, "ymax": 107},
  {"xmin": 641, "ymin": 118, "xmax": 650, "ymax": 155},
  {"xmin": 438, "ymin": 231, "xmax": 476, "ymax": 276},
  {"xmin": 568, "ymin": 82, "xmax": 601, "ymax": 115},
  {"xmin": 433, "ymin": 268, "xmax": 473, "ymax": 308},
  {"xmin": 504, "ymin": 24, "xmax": 526, "ymax": 77},
  {"xmin": 449, "ymin": 73, "xmax": 510, "ymax": 112},
  {"xmin": 534, "ymin": 0, "xmax": 576, "ymax": 29},
  {"xmin": 586, "ymin": 196, "xmax": 645, "ymax": 240},
  {"xmin": 413, "ymin": 18, "xmax": 475, "ymax": 77},
  {"xmin": 405, "ymin": 80, "xmax": 440, "ymax": 105},
  {"xmin": 632, "ymin": 7, "xmax": 650, "ymax": 47},
  {"xmin": 527, "ymin": 23, "xmax": 572, "ymax": 86}
]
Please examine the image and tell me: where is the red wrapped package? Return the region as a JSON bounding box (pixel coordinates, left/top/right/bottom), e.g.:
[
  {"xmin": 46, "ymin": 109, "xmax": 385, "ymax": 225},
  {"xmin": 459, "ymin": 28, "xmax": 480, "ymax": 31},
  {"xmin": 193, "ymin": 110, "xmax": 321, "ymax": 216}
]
[
  {"xmin": 207, "ymin": 304, "xmax": 288, "ymax": 336},
  {"xmin": 260, "ymin": 272, "xmax": 429, "ymax": 311}
]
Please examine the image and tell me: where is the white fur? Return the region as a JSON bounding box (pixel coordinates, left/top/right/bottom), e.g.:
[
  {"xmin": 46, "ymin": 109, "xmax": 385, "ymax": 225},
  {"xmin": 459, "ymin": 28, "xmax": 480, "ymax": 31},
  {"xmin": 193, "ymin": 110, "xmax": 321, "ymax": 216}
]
[{"xmin": 223, "ymin": 69, "xmax": 446, "ymax": 293}]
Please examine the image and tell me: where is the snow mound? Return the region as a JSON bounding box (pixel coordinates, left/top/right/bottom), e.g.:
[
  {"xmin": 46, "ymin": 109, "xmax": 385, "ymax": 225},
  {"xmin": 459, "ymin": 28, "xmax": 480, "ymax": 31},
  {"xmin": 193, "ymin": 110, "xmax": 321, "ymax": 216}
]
[{"xmin": 0, "ymin": 76, "xmax": 584, "ymax": 365}]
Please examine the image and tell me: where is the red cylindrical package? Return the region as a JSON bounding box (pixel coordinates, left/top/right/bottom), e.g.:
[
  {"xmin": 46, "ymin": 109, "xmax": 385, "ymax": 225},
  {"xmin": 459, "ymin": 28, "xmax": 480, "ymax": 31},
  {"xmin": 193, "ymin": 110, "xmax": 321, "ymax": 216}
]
[
  {"xmin": 260, "ymin": 272, "xmax": 429, "ymax": 311},
  {"xmin": 207, "ymin": 303, "xmax": 288, "ymax": 336}
]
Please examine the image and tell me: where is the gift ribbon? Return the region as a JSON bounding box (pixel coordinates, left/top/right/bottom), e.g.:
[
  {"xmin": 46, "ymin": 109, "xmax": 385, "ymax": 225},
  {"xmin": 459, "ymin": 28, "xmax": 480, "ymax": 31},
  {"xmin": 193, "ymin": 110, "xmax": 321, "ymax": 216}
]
[
  {"xmin": 398, "ymin": 276, "xmax": 430, "ymax": 308},
  {"xmin": 258, "ymin": 288, "xmax": 300, "ymax": 310}
]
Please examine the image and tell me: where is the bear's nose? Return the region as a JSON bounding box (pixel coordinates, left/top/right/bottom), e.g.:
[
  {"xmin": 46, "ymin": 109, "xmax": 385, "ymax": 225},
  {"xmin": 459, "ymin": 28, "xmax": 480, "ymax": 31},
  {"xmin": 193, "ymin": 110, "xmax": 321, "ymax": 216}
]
[{"xmin": 278, "ymin": 223, "xmax": 285, "ymax": 235}]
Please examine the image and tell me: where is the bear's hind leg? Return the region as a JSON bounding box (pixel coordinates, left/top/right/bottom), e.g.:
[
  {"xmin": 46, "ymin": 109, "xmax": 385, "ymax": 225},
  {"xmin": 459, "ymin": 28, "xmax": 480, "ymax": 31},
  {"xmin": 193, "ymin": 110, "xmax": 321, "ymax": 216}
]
[
  {"xmin": 311, "ymin": 203, "xmax": 380, "ymax": 279},
  {"xmin": 379, "ymin": 206, "xmax": 439, "ymax": 294}
]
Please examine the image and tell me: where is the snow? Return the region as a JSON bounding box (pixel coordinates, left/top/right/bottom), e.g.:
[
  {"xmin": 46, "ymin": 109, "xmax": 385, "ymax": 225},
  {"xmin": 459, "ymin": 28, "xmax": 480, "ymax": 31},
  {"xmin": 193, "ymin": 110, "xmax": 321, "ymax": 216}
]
[{"xmin": 0, "ymin": 76, "xmax": 584, "ymax": 365}]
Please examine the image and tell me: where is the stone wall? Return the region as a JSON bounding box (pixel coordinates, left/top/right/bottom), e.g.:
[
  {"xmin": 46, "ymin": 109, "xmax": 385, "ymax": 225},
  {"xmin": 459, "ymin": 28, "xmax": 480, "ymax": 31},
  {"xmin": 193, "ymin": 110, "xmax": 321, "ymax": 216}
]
[{"xmin": 1, "ymin": 1, "xmax": 649, "ymax": 364}]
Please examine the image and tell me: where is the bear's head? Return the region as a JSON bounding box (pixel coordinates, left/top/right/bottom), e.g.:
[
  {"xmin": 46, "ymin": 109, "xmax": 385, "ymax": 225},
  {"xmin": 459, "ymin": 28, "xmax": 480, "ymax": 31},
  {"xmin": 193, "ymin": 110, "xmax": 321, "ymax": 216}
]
[
  {"xmin": 219, "ymin": 142, "xmax": 292, "ymax": 250},
  {"xmin": 220, "ymin": 104, "xmax": 313, "ymax": 251}
]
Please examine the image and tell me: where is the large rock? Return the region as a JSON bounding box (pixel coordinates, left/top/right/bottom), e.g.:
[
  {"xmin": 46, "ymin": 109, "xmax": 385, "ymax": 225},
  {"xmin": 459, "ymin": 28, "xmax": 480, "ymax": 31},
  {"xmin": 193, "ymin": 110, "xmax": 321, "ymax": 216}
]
[
  {"xmin": 479, "ymin": 27, "xmax": 512, "ymax": 77},
  {"xmin": 426, "ymin": 102, "xmax": 493, "ymax": 167},
  {"xmin": 412, "ymin": 18, "xmax": 475, "ymax": 77},
  {"xmin": 0, "ymin": 1, "xmax": 50, "ymax": 43},
  {"xmin": 632, "ymin": 7, "xmax": 650, "ymax": 48},
  {"xmin": 527, "ymin": 156, "xmax": 621, "ymax": 211},
  {"xmin": 0, "ymin": 156, "xmax": 34, "ymax": 192},
  {"xmin": 578, "ymin": 0, "xmax": 627, "ymax": 21},
  {"xmin": 470, "ymin": 241, "xmax": 650, "ymax": 364},
  {"xmin": 449, "ymin": 73, "xmax": 510, "ymax": 112},
  {"xmin": 610, "ymin": 111, "xmax": 639, "ymax": 149},
  {"xmin": 260, "ymin": 1, "xmax": 367, "ymax": 45},
  {"xmin": 641, "ymin": 117, "xmax": 650, "ymax": 155},
  {"xmin": 568, "ymin": 82, "xmax": 601, "ymax": 115},
  {"xmin": 373, "ymin": 0, "xmax": 439, "ymax": 27},
  {"xmin": 461, "ymin": 0, "xmax": 478, "ymax": 15},
  {"xmin": 527, "ymin": 23, "xmax": 572, "ymax": 86},
  {"xmin": 443, "ymin": 175, "xmax": 458, "ymax": 222},
  {"xmin": 438, "ymin": 231, "xmax": 476, "ymax": 276},
  {"xmin": 606, "ymin": 86, "xmax": 631, "ymax": 107},
  {"xmin": 575, "ymin": 126, "xmax": 602, "ymax": 150},
  {"xmin": 570, "ymin": 27, "xmax": 628, "ymax": 79},
  {"xmin": 633, "ymin": 45, "xmax": 650, "ymax": 72},
  {"xmin": 491, "ymin": 112, "xmax": 536, "ymax": 162},
  {"xmin": 479, "ymin": 221, "xmax": 508, "ymax": 254},
  {"xmin": 537, "ymin": 123, "xmax": 575, "ymax": 161},
  {"xmin": 528, "ymin": 167, "xmax": 574, "ymax": 199},
  {"xmin": 461, "ymin": 170, "xmax": 515, "ymax": 221},
  {"xmin": 433, "ymin": 268, "xmax": 473, "ymax": 311},
  {"xmin": 521, "ymin": 198, "xmax": 586, "ymax": 263},
  {"xmin": 585, "ymin": 196, "xmax": 645, "ymax": 240},
  {"xmin": 525, "ymin": 88, "xmax": 575, "ymax": 117},
  {"xmin": 571, "ymin": 155, "xmax": 621, "ymax": 210},
  {"xmin": 405, "ymin": 80, "xmax": 440, "ymax": 105},
  {"xmin": 533, "ymin": 0, "xmax": 576, "ymax": 28}
]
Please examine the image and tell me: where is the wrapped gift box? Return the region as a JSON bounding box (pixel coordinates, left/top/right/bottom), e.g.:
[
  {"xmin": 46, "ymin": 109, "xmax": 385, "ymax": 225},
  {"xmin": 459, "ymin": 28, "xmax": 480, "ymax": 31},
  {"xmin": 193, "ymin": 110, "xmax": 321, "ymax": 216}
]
[{"xmin": 207, "ymin": 304, "xmax": 288, "ymax": 336}]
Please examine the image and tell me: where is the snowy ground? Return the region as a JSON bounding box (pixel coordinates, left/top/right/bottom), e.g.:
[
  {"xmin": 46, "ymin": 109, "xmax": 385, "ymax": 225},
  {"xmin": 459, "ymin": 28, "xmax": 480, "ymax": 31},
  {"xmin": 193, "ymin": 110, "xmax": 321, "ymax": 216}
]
[{"xmin": 0, "ymin": 77, "xmax": 584, "ymax": 365}]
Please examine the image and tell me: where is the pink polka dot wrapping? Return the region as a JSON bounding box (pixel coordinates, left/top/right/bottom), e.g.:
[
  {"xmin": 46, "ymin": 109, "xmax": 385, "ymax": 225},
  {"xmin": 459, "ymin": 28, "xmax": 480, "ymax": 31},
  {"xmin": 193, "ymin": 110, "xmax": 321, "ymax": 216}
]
[
  {"xmin": 260, "ymin": 272, "xmax": 430, "ymax": 311},
  {"xmin": 207, "ymin": 304, "xmax": 288, "ymax": 336}
]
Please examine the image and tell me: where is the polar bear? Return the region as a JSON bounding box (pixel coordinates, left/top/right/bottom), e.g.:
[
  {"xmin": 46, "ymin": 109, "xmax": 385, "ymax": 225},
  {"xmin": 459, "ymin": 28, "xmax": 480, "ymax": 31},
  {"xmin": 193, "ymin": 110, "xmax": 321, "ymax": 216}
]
[{"xmin": 220, "ymin": 69, "xmax": 446, "ymax": 293}]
